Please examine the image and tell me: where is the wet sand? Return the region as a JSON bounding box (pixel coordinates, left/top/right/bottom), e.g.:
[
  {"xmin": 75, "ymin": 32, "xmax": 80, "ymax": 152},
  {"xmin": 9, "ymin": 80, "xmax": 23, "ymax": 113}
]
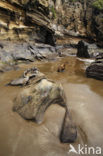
[{"xmin": 0, "ymin": 56, "xmax": 103, "ymax": 156}]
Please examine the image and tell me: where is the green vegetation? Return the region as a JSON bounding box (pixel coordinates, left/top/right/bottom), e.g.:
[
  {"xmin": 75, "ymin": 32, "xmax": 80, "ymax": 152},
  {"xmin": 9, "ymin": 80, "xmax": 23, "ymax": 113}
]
[
  {"xmin": 92, "ymin": 0, "xmax": 103, "ymax": 10},
  {"xmin": 50, "ymin": 6, "xmax": 56, "ymax": 19}
]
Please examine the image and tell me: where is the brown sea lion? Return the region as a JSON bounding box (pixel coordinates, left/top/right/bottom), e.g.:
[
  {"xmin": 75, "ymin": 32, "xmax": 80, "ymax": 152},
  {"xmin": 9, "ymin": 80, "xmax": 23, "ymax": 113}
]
[{"xmin": 57, "ymin": 63, "xmax": 66, "ymax": 72}]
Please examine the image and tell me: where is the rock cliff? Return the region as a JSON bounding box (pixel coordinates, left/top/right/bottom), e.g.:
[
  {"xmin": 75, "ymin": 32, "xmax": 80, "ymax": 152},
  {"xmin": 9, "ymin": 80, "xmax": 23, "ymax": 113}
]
[{"xmin": 0, "ymin": 0, "xmax": 103, "ymax": 46}]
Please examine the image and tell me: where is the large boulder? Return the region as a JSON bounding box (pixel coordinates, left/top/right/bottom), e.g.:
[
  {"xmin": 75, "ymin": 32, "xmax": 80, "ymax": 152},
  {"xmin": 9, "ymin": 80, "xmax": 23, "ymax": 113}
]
[
  {"xmin": 13, "ymin": 75, "xmax": 66, "ymax": 122},
  {"xmin": 86, "ymin": 53, "xmax": 103, "ymax": 80},
  {"xmin": 77, "ymin": 40, "xmax": 99, "ymax": 58},
  {"xmin": 13, "ymin": 68, "xmax": 77, "ymax": 143}
]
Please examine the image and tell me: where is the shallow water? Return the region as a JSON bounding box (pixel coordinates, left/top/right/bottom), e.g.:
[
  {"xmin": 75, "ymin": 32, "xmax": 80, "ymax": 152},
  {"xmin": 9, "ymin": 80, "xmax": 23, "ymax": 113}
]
[{"xmin": 0, "ymin": 56, "xmax": 103, "ymax": 156}]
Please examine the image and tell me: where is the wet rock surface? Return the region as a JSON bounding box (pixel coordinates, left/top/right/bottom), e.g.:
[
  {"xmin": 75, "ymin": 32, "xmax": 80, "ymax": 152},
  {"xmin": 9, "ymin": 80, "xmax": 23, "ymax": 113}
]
[
  {"xmin": 0, "ymin": 62, "xmax": 19, "ymax": 73},
  {"xmin": 86, "ymin": 53, "xmax": 103, "ymax": 80},
  {"xmin": 7, "ymin": 67, "xmax": 40, "ymax": 86},
  {"xmin": 0, "ymin": 41, "xmax": 56, "ymax": 63},
  {"xmin": 0, "ymin": 40, "xmax": 79, "ymax": 70},
  {"xmin": 60, "ymin": 110, "xmax": 77, "ymax": 143},
  {"xmin": 77, "ymin": 40, "xmax": 103, "ymax": 58},
  {"xmin": 12, "ymin": 68, "xmax": 77, "ymax": 143}
]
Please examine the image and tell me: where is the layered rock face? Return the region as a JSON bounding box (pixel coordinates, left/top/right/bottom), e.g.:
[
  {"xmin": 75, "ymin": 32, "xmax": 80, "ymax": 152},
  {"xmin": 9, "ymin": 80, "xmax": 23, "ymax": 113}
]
[
  {"xmin": 0, "ymin": 0, "xmax": 103, "ymax": 46},
  {"xmin": 0, "ymin": 0, "xmax": 55, "ymax": 45},
  {"xmin": 60, "ymin": 1, "xmax": 103, "ymax": 46},
  {"xmin": 85, "ymin": 1, "xmax": 103, "ymax": 46}
]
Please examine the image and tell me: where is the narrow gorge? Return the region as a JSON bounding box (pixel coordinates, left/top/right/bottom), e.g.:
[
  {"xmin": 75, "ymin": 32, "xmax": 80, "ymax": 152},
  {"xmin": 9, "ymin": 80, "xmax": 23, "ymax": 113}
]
[{"xmin": 0, "ymin": 1, "xmax": 103, "ymax": 156}]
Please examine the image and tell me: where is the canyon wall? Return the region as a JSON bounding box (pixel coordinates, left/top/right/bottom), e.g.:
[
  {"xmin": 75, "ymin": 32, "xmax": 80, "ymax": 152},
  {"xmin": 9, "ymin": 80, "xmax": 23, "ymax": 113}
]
[{"xmin": 0, "ymin": 0, "xmax": 103, "ymax": 46}]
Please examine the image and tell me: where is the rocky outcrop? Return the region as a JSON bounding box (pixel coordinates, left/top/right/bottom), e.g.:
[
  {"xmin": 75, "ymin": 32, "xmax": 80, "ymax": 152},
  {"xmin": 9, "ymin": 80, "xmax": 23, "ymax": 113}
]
[
  {"xmin": 58, "ymin": 2, "xmax": 86, "ymax": 37},
  {"xmin": 12, "ymin": 68, "xmax": 77, "ymax": 143},
  {"xmin": 77, "ymin": 40, "xmax": 101, "ymax": 58},
  {"xmin": 0, "ymin": 0, "xmax": 55, "ymax": 45},
  {"xmin": 7, "ymin": 67, "xmax": 41, "ymax": 86},
  {"xmin": 0, "ymin": 41, "xmax": 56, "ymax": 63},
  {"xmin": 56, "ymin": 1, "xmax": 103, "ymax": 47},
  {"xmin": 0, "ymin": 0, "xmax": 103, "ymax": 46},
  {"xmin": 85, "ymin": 4, "xmax": 103, "ymax": 47},
  {"xmin": 86, "ymin": 53, "xmax": 103, "ymax": 80}
]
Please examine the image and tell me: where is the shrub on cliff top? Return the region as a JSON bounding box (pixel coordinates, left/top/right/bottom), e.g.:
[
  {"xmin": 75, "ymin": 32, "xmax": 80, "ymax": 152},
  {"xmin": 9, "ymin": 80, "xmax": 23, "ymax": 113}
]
[{"xmin": 92, "ymin": 0, "xmax": 103, "ymax": 10}]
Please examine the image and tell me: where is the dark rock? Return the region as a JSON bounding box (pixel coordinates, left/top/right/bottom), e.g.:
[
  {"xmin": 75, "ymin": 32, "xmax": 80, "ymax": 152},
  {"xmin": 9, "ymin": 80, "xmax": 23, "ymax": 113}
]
[
  {"xmin": 0, "ymin": 44, "xmax": 3, "ymax": 49},
  {"xmin": 45, "ymin": 29, "xmax": 56, "ymax": 46},
  {"xmin": 77, "ymin": 40, "xmax": 99, "ymax": 58},
  {"xmin": 86, "ymin": 62, "xmax": 103, "ymax": 80},
  {"xmin": 0, "ymin": 69, "xmax": 4, "ymax": 73},
  {"xmin": 60, "ymin": 111, "xmax": 77, "ymax": 143},
  {"xmin": 96, "ymin": 53, "xmax": 103, "ymax": 60},
  {"xmin": 86, "ymin": 53, "xmax": 103, "ymax": 80}
]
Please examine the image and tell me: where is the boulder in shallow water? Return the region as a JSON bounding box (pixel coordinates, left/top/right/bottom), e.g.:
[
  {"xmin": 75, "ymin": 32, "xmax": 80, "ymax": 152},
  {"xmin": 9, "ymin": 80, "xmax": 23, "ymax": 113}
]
[
  {"xmin": 86, "ymin": 54, "xmax": 103, "ymax": 80},
  {"xmin": 13, "ymin": 77, "xmax": 66, "ymax": 122},
  {"xmin": 77, "ymin": 40, "xmax": 99, "ymax": 58},
  {"xmin": 13, "ymin": 69, "xmax": 77, "ymax": 143}
]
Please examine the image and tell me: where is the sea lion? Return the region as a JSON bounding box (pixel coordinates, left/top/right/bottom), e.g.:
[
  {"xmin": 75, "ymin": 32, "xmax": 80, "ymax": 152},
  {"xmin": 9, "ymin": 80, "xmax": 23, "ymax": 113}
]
[{"xmin": 57, "ymin": 63, "xmax": 66, "ymax": 72}]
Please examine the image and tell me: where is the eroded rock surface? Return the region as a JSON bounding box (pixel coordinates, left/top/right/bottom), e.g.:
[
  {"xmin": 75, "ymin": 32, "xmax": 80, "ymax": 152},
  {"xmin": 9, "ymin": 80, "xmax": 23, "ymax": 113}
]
[
  {"xmin": 12, "ymin": 68, "xmax": 77, "ymax": 143},
  {"xmin": 77, "ymin": 40, "xmax": 103, "ymax": 58},
  {"xmin": 60, "ymin": 110, "xmax": 77, "ymax": 143},
  {"xmin": 8, "ymin": 67, "xmax": 41, "ymax": 86},
  {"xmin": 0, "ymin": 0, "xmax": 103, "ymax": 46},
  {"xmin": 0, "ymin": 41, "xmax": 56, "ymax": 63},
  {"xmin": 86, "ymin": 53, "xmax": 103, "ymax": 80}
]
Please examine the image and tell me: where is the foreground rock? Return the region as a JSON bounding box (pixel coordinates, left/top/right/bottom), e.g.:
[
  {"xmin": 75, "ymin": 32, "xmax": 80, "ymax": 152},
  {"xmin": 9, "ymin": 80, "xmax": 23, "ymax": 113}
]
[
  {"xmin": 77, "ymin": 40, "xmax": 100, "ymax": 58},
  {"xmin": 86, "ymin": 54, "xmax": 103, "ymax": 80},
  {"xmin": 12, "ymin": 68, "xmax": 77, "ymax": 143}
]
